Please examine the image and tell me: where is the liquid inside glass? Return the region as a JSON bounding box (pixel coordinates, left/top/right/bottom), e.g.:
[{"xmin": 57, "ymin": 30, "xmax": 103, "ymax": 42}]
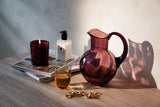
[{"xmin": 55, "ymin": 66, "xmax": 71, "ymax": 89}]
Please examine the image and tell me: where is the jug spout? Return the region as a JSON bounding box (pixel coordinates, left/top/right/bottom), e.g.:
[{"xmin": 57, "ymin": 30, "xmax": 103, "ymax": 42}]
[
  {"xmin": 88, "ymin": 28, "xmax": 108, "ymax": 38},
  {"xmin": 88, "ymin": 29, "xmax": 109, "ymax": 50}
]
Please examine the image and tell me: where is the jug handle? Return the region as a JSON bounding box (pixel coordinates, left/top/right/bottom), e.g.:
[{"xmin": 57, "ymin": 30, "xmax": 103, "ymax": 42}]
[{"xmin": 108, "ymin": 32, "xmax": 128, "ymax": 68}]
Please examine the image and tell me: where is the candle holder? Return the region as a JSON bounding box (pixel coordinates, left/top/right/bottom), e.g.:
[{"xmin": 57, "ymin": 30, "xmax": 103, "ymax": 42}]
[{"xmin": 30, "ymin": 40, "xmax": 49, "ymax": 66}]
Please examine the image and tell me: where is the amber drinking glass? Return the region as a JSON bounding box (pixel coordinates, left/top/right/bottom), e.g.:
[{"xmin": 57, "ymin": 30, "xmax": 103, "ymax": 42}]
[{"xmin": 55, "ymin": 65, "xmax": 71, "ymax": 89}]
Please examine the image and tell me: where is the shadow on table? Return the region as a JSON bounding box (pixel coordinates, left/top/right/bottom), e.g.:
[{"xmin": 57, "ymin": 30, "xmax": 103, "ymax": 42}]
[
  {"xmin": 102, "ymin": 76, "xmax": 150, "ymax": 89},
  {"xmin": 70, "ymin": 76, "xmax": 150, "ymax": 90},
  {"xmin": 69, "ymin": 82, "xmax": 101, "ymax": 90}
]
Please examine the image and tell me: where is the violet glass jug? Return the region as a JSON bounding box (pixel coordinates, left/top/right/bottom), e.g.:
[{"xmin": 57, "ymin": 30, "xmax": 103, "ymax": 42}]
[{"xmin": 80, "ymin": 29, "xmax": 128, "ymax": 86}]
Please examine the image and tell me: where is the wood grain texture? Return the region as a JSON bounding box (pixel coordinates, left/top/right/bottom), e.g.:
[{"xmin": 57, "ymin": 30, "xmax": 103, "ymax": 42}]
[{"xmin": 0, "ymin": 53, "xmax": 160, "ymax": 107}]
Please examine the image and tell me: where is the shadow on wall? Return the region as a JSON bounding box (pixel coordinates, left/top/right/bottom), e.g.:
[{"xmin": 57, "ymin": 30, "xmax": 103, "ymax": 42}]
[
  {"xmin": 0, "ymin": 0, "xmax": 81, "ymax": 59},
  {"xmin": 0, "ymin": 12, "xmax": 17, "ymax": 59},
  {"xmin": 117, "ymin": 39, "xmax": 157, "ymax": 88}
]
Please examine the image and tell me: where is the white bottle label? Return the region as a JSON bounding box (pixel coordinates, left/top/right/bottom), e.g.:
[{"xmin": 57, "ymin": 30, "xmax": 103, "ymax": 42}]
[{"xmin": 57, "ymin": 45, "xmax": 65, "ymax": 61}]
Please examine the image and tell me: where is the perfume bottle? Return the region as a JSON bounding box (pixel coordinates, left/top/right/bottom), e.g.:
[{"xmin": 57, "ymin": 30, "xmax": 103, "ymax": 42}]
[
  {"xmin": 56, "ymin": 30, "xmax": 72, "ymax": 61},
  {"xmin": 55, "ymin": 65, "xmax": 71, "ymax": 89}
]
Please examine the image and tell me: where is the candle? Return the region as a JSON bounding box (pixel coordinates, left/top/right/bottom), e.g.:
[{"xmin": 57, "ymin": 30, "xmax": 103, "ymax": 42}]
[
  {"xmin": 30, "ymin": 39, "xmax": 49, "ymax": 66},
  {"xmin": 39, "ymin": 38, "xmax": 41, "ymax": 44}
]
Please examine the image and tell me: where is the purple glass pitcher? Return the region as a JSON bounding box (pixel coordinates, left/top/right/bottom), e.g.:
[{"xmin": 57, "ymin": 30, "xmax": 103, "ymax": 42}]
[{"xmin": 80, "ymin": 29, "xmax": 128, "ymax": 86}]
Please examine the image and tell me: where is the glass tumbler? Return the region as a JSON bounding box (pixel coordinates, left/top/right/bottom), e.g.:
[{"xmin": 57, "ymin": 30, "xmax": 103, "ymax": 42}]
[{"xmin": 55, "ymin": 65, "xmax": 71, "ymax": 89}]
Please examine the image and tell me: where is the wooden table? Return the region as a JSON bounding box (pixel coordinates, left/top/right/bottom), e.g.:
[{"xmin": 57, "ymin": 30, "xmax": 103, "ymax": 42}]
[{"xmin": 0, "ymin": 53, "xmax": 160, "ymax": 107}]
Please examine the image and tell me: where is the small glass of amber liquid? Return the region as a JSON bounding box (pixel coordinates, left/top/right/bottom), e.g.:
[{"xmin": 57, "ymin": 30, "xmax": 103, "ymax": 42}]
[{"xmin": 55, "ymin": 65, "xmax": 71, "ymax": 90}]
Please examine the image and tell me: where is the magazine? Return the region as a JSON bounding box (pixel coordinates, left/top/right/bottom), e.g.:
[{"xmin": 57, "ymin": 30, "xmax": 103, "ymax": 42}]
[{"xmin": 12, "ymin": 50, "xmax": 80, "ymax": 83}]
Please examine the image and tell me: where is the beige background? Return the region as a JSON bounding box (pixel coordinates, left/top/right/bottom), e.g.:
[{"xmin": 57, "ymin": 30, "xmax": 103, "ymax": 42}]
[{"xmin": 0, "ymin": 0, "xmax": 160, "ymax": 88}]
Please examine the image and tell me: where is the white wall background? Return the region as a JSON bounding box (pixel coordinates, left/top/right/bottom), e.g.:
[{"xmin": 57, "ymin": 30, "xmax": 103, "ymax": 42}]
[{"xmin": 0, "ymin": 0, "xmax": 160, "ymax": 88}]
